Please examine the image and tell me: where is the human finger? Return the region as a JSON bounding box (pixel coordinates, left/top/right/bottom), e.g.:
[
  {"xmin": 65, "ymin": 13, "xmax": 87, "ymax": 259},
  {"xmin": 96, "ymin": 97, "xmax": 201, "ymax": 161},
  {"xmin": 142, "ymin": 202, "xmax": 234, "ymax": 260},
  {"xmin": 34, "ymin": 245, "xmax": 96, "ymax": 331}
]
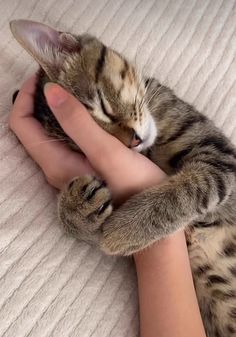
[
  {"xmin": 9, "ymin": 76, "xmax": 95, "ymax": 188},
  {"xmin": 44, "ymin": 82, "xmax": 126, "ymax": 174}
]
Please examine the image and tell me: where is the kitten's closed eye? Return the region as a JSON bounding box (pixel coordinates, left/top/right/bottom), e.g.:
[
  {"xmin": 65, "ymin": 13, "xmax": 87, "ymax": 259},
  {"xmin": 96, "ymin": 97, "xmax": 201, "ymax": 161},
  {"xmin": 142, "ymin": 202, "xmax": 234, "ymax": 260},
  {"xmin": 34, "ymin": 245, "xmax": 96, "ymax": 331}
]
[{"xmin": 97, "ymin": 89, "xmax": 117, "ymax": 122}]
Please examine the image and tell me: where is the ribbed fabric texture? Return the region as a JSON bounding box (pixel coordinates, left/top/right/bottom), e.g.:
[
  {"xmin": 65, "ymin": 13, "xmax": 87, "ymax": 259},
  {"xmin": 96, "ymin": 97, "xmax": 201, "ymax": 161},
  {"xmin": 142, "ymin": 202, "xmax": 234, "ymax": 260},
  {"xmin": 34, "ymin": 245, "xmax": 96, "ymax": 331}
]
[{"xmin": 0, "ymin": 1, "xmax": 236, "ymax": 336}]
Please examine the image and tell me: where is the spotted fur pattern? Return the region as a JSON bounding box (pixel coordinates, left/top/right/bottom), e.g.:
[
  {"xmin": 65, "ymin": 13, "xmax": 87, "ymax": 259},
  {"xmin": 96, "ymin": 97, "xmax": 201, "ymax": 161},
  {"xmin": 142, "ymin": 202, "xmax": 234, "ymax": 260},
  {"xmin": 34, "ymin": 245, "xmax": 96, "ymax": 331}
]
[{"xmin": 11, "ymin": 20, "xmax": 236, "ymax": 337}]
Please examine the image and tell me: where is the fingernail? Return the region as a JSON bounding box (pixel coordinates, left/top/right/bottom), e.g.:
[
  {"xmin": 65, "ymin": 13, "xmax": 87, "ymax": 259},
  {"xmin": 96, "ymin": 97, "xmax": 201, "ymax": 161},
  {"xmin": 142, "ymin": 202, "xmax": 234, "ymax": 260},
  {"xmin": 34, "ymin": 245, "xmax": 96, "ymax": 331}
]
[{"xmin": 44, "ymin": 82, "xmax": 68, "ymax": 108}]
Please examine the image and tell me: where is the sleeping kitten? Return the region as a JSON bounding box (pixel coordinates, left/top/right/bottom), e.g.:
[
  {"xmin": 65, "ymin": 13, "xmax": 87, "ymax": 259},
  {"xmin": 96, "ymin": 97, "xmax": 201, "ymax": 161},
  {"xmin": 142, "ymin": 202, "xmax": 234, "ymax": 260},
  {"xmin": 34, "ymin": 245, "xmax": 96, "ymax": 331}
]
[{"xmin": 11, "ymin": 20, "xmax": 236, "ymax": 337}]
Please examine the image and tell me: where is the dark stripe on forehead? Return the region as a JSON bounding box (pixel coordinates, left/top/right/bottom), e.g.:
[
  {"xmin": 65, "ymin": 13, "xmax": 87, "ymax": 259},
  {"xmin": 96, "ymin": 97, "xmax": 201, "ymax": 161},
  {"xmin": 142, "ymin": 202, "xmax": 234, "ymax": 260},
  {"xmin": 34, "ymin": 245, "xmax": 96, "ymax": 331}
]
[
  {"xmin": 229, "ymin": 308, "xmax": 236, "ymax": 319},
  {"xmin": 230, "ymin": 266, "xmax": 236, "ymax": 276},
  {"xmin": 120, "ymin": 59, "xmax": 129, "ymax": 79},
  {"xmin": 194, "ymin": 220, "xmax": 221, "ymax": 228},
  {"xmin": 194, "ymin": 264, "xmax": 211, "ymax": 277},
  {"xmin": 117, "ymin": 60, "xmax": 129, "ymax": 97},
  {"xmin": 95, "ymin": 45, "xmax": 107, "ymax": 82},
  {"xmin": 207, "ymin": 274, "xmax": 229, "ymax": 285},
  {"xmin": 227, "ymin": 325, "xmax": 236, "ymax": 334},
  {"xmin": 223, "ymin": 241, "xmax": 236, "ymax": 256}
]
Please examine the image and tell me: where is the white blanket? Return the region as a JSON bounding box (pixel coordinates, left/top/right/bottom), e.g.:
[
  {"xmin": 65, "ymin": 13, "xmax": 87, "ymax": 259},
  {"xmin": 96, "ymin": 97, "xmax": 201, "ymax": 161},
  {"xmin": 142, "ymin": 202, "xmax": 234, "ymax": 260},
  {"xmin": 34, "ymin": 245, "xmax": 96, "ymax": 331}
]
[{"xmin": 0, "ymin": 0, "xmax": 236, "ymax": 336}]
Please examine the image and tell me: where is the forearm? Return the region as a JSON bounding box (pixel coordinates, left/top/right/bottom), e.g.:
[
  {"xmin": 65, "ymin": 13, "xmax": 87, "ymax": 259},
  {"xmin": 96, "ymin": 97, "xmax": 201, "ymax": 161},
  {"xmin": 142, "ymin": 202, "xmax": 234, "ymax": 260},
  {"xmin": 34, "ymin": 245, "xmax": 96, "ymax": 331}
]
[{"xmin": 134, "ymin": 231, "xmax": 206, "ymax": 337}]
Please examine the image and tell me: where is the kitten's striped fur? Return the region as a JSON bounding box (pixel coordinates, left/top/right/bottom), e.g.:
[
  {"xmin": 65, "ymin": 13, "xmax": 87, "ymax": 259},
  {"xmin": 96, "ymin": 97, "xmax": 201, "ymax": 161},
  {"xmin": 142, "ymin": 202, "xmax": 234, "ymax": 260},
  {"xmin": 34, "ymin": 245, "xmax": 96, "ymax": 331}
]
[{"xmin": 11, "ymin": 20, "xmax": 236, "ymax": 337}]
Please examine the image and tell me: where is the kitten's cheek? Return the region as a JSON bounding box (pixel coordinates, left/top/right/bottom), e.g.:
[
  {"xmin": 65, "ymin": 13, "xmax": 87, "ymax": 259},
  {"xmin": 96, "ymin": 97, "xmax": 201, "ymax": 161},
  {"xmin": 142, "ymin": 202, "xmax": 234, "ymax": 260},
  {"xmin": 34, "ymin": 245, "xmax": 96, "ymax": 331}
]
[{"xmin": 143, "ymin": 117, "xmax": 158, "ymax": 149}]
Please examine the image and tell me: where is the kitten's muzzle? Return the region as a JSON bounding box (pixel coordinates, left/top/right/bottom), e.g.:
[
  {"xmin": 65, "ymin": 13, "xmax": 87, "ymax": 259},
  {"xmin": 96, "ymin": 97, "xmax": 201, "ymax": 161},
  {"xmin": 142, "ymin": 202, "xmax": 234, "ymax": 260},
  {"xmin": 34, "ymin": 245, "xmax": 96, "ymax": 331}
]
[{"xmin": 130, "ymin": 131, "xmax": 142, "ymax": 148}]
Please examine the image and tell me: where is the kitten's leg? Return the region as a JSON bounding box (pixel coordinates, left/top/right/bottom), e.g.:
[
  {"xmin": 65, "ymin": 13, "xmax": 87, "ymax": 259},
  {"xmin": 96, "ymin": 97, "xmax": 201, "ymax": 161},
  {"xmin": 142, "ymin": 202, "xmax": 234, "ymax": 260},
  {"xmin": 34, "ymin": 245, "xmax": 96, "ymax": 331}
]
[
  {"xmin": 100, "ymin": 162, "xmax": 235, "ymax": 255},
  {"xmin": 58, "ymin": 162, "xmax": 235, "ymax": 255},
  {"xmin": 58, "ymin": 175, "xmax": 112, "ymax": 245}
]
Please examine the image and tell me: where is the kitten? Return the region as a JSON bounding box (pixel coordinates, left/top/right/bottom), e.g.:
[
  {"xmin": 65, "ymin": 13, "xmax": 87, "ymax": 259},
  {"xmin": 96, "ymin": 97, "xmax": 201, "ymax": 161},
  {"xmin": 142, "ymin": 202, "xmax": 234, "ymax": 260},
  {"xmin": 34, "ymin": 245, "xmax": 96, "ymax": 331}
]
[{"xmin": 11, "ymin": 20, "xmax": 236, "ymax": 337}]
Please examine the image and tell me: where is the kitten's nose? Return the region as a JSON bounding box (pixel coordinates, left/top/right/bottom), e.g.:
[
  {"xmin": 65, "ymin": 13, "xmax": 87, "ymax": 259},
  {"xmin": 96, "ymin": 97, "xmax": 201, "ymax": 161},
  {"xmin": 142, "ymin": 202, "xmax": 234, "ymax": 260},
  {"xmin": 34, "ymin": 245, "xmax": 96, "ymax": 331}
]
[{"xmin": 130, "ymin": 132, "xmax": 142, "ymax": 148}]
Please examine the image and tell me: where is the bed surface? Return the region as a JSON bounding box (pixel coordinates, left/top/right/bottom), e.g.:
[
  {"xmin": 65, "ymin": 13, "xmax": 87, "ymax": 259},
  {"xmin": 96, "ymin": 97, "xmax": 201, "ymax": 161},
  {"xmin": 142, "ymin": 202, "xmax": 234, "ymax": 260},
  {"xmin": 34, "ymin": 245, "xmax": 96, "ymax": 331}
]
[{"xmin": 0, "ymin": 0, "xmax": 236, "ymax": 336}]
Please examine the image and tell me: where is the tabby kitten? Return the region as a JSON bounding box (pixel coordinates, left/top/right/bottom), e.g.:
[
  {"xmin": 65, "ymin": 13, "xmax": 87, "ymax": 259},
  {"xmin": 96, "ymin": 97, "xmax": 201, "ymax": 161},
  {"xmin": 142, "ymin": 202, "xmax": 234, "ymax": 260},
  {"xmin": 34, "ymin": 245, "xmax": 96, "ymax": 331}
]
[{"xmin": 11, "ymin": 20, "xmax": 236, "ymax": 337}]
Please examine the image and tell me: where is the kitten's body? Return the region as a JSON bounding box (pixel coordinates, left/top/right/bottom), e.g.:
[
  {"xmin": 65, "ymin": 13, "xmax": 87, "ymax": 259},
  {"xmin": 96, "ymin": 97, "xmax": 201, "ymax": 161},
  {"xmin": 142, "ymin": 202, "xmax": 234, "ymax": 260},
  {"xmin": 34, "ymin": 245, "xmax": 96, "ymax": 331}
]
[
  {"xmin": 11, "ymin": 20, "xmax": 236, "ymax": 337},
  {"xmin": 145, "ymin": 81, "xmax": 236, "ymax": 336}
]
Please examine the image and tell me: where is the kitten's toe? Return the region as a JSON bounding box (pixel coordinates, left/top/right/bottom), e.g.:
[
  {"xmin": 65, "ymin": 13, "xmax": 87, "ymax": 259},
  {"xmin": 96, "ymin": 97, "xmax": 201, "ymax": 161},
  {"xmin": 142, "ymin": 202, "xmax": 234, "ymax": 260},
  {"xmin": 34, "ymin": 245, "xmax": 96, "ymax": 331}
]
[
  {"xmin": 66, "ymin": 175, "xmax": 112, "ymax": 220},
  {"xmin": 58, "ymin": 175, "xmax": 113, "ymax": 244}
]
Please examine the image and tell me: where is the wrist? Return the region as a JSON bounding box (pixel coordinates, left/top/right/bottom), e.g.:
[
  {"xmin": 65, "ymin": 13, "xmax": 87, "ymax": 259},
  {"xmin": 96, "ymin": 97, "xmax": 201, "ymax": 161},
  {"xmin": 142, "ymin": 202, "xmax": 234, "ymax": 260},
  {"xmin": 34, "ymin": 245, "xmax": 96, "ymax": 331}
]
[
  {"xmin": 134, "ymin": 230, "xmax": 187, "ymax": 268},
  {"xmin": 109, "ymin": 156, "xmax": 168, "ymax": 205},
  {"xmin": 134, "ymin": 230, "xmax": 206, "ymax": 337}
]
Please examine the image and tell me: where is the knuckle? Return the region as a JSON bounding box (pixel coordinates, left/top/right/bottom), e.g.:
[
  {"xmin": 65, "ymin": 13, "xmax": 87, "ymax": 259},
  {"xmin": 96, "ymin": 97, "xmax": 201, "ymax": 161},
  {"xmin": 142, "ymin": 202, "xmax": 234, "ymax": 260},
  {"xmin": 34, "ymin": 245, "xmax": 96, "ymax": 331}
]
[{"xmin": 45, "ymin": 166, "xmax": 64, "ymax": 189}]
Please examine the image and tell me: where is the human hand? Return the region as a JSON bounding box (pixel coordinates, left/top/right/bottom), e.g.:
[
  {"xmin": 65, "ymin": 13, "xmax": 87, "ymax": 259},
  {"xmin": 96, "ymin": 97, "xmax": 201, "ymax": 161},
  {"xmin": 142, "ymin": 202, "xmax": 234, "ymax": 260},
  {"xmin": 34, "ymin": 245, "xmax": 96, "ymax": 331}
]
[
  {"xmin": 42, "ymin": 83, "xmax": 205, "ymax": 337},
  {"xmin": 9, "ymin": 76, "xmax": 168, "ymax": 251},
  {"xmin": 9, "ymin": 78, "xmax": 205, "ymax": 337},
  {"xmin": 44, "ymin": 83, "xmax": 167, "ymax": 201},
  {"xmin": 9, "ymin": 75, "xmax": 95, "ymax": 190},
  {"xmin": 9, "ymin": 76, "xmax": 167, "ymax": 204}
]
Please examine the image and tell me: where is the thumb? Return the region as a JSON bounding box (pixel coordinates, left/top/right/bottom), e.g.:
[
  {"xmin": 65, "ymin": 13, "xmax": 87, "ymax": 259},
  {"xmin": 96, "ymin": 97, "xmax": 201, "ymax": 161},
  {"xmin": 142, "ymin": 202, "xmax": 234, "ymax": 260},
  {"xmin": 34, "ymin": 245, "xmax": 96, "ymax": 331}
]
[{"xmin": 44, "ymin": 82, "xmax": 122, "ymax": 172}]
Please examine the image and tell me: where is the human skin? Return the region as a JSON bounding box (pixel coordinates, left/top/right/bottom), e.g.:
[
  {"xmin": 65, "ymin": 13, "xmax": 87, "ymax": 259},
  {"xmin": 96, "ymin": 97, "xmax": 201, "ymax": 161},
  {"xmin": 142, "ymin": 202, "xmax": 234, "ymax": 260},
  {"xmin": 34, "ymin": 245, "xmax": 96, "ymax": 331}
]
[{"xmin": 9, "ymin": 76, "xmax": 206, "ymax": 337}]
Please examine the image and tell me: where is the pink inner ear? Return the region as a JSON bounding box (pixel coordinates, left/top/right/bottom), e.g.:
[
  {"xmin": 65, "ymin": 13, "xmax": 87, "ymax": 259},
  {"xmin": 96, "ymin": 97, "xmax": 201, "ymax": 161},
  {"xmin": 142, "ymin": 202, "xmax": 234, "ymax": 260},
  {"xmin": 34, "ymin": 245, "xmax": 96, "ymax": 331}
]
[
  {"xmin": 10, "ymin": 19, "xmax": 81, "ymax": 73},
  {"xmin": 18, "ymin": 21, "xmax": 80, "ymax": 53},
  {"xmin": 33, "ymin": 25, "xmax": 60, "ymax": 49},
  {"xmin": 10, "ymin": 19, "xmax": 61, "ymax": 51}
]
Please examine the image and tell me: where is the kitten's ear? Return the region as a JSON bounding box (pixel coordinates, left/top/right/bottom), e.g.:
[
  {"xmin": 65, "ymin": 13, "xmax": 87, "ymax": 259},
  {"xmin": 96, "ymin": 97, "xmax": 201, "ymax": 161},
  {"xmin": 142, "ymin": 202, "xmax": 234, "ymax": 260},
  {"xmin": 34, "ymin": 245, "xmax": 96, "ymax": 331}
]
[{"xmin": 10, "ymin": 20, "xmax": 79, "ymax": 79}]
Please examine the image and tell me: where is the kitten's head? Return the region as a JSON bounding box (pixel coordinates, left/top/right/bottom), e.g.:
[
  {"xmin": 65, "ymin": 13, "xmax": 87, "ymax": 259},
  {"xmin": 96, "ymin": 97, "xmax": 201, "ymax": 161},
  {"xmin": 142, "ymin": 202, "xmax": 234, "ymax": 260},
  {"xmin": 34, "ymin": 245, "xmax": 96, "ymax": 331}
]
[{"xmin": 10, "ymin": 20, "xmax": 157, "ymax": 151}]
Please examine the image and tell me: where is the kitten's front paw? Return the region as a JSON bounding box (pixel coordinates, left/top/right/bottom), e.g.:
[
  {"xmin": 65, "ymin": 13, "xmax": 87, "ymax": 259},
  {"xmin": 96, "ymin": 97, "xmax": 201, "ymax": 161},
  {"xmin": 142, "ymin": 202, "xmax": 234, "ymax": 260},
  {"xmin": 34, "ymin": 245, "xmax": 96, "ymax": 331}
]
[
  {"xmin": 58, "ymin": 175, "xmax": 113, "ymax": 245},
  {"xmin": 99, "ymin": 194, "xmax": 164, "ymax": 256},
  {"xmin": 100, "ymin": 209, "xmax": 150, "ymax": 256},
  {"xmin": 101, "ymin": 233, "xmax": 140, "ymax": 256},
  {"xmin": 101, "ymin": 228, "xmax": 147, "ymax": 256}
]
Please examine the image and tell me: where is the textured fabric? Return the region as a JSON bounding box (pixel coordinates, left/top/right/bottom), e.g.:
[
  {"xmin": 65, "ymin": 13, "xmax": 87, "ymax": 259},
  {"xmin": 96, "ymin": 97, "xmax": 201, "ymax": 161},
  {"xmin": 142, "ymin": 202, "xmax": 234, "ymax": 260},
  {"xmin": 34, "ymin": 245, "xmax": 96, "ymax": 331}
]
[{"xmin": 0, "ymin": 0, "xmax": 236, "ymax": 336}]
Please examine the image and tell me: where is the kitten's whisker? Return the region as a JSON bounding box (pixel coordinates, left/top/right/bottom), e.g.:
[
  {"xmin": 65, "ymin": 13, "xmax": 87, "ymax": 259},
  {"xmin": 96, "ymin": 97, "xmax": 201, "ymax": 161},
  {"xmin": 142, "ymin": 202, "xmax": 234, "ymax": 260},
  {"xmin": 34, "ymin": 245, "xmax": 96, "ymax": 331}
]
[
  {"xmin": 135, "ymin": 78, "xmax": 142, "ymax": 107},
  {"xmin": 140, "ymin": 80, "xmax": 152, "ymax": 110},
  {"xmin": 139, "ymin": 66, "xmax": 156, "ymax": 111},
  {"xmin": 27, "ymin": 138, "xmax": 69, "ymax": 148},
  {"xmin": 144, "ymin": 84, "xmax": 163, "ymax": 108},
  {"xmin": 134, "ymin": 66, "xmax": 145, "ymax": 108},
  {"xmin": 133, "ymin": 45, "xmax": 147, "ymax": 110}
]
